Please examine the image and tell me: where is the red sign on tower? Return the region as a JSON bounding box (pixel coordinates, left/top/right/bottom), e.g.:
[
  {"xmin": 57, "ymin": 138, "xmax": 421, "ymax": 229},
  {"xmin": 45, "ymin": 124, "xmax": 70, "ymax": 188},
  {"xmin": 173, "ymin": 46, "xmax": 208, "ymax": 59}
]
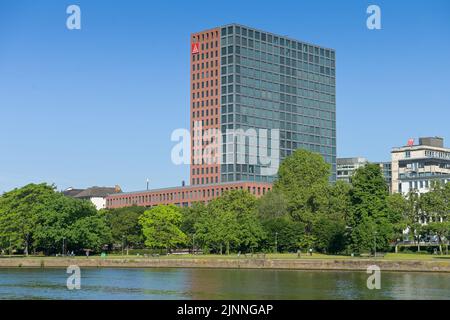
[
  {"xmin": 407, "ymin": 138, "xmax": 414, "ymax": 146},
  {"xmin": 191, "ymin": 43, "xmax": 199, "ymax": 54}
]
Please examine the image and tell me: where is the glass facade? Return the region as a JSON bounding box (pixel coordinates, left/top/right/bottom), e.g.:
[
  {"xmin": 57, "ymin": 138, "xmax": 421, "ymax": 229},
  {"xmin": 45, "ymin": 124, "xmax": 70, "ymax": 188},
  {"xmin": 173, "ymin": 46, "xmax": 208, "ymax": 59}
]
[{"xmin": 219, "ymin": 24, "xmax": 337, "ymax": 183}]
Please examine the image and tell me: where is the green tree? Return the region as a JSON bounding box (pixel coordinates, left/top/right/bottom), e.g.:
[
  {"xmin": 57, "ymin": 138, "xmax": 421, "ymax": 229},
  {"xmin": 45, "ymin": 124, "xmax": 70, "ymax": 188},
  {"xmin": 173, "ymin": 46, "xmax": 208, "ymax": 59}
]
[
  {"xmin": 194, "ymin": 203, "xmax": 237, "ymax": 254},
  {"xmin": 271, "ymin": 150, "xmax": 351, "ymax": 253},
  {"xmin": 33, "ymin": 193, "xmax": 98, "ymax": 254},
  {"xmin": 310, "ymin": 180, "xmax": 352, "ymax": 254},
  {"xmin": 312, "ymin": 212, "xmax": 347, "ymax": 254},
  {"xmin": 349, "ymin": 164, "xmax": 393, "ymax": 253},
  {"xmin": 421, "ymin": 182, "xmax": 448, "ymax": 223},
  {"xmin": 257, "ymin": 190, "xmax": 288, "ymax": 219},
  {"xmin": 327, "ymin": 180, "xmax": 352, "ymax": 223},
  {"xmin": 274, "ymin": 149, "xmax": 330, "ymax": 213},
  {"xmin": 260, "ymin": 217, "xmax": 304, "ymax": 253},
  {"xmin": 68, "ymin": 214, "xmax": 112, "ymax": 253},
  {"xmin": 180, "ymin": 202, "xmax": 207, "ymax": 237},
  {"xmin": 0, "ymin": 183, "xmax": 116, "ymax": 255},
  {"xmin": 420, "ymin": 182, "xmax": 450, "ymax": 254},
  {"xmin": 139, "ymin": 205, "xmax": 187, "ymax": 253},
  {"xmin": 0, "ymin": 183, "xmax": 55, "ymax": 255},
  {"xmin": 273, "ymin": 149, "xmax": 331, "ymax": 240},
  {"xmin": 404, "ymin": 190, "xmax": 423, "ymax": 243},
  {"xmin": 195, "ymin": 190, "xmax": 264, "ymax": 254},
  {"xmin": 386, "ymin": 192, "xmax": 409, "ymax": 242},
  {"xmin": 104, "ymin": 206, "xmax": 145, "ymax": 251}
]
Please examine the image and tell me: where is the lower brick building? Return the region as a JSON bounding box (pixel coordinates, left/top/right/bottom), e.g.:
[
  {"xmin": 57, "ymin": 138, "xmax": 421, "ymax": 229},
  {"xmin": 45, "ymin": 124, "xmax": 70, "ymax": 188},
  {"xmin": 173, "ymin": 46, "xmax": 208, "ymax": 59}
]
[{"xmin": 106, "ymin": 181, "xmax": 272, "ymax": 209}]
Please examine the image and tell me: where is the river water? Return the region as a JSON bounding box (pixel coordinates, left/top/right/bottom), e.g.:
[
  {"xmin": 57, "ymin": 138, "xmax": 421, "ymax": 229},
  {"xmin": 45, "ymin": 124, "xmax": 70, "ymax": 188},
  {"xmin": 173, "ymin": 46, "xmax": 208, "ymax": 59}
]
[{"xmin": 0, "ymin": 268, "xmax": 448, "ymax": 299}]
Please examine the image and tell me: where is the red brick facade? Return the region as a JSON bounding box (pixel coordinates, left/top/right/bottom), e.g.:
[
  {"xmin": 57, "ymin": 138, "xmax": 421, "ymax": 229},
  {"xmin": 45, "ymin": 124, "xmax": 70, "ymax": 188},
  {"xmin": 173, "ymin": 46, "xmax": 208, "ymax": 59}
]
[
  {"xmin": 190, "ymin": 28, "xmax": 221, "ymax": 185},
  {"xmin": 106, "ymin": 182, "xmax": 272, "ymax": 209}
]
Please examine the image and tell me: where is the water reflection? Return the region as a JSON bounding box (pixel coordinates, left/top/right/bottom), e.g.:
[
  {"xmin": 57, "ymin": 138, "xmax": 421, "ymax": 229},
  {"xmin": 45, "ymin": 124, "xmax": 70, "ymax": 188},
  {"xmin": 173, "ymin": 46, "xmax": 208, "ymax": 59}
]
[{"xmin": 0, "ymin": 268, "xmax": 448, "ymax": 300}]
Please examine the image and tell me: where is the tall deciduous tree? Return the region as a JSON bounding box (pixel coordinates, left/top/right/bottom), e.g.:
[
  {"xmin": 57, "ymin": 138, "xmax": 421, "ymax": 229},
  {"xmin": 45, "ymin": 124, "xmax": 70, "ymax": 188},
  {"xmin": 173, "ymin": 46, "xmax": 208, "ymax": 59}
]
[
  {"xmin": 420, "ymin": 182, "xmax": 450, "ymax": 254},
  {"xmin": 68, "ymin": 214, "xmax": 112, "ymax": 253},
  {"xmin": 349, "ymin": 164, "xmax": 393, "ymax": 253},
  {"xmin": 257, "ymin": 190, "xmax": 288, "ymax": 220},
  {"xmin": 273, "ymin": 149, "xmax": 331, "ymax": 236},
  {"xmin": 0, "ymin": 183, "xmax": 54, "ymax": 255},
  {"xmin": 195, "ymin": 190, "xmax": 264, "ymax": 254},
  {"xmin": 386, "ymin": 193, "xmax": 409, "ymax": 242},
  {"xmin": 0, "ymin": 183, "xmax": 111, "ymax": 255},
  {"xmin": 34, "ymin": 193, "xmax": 99, "ymax": 254},
  {"xmin": 274, "ymin": 149, "xmax": 330, "ymax": 213},
  {"xmin": 139, "ymin": 205, "xmax": 187, "ymax": 252},
  {"xmin": 104, "ymin": 206, "xmax": 145, "ymax": 250}
]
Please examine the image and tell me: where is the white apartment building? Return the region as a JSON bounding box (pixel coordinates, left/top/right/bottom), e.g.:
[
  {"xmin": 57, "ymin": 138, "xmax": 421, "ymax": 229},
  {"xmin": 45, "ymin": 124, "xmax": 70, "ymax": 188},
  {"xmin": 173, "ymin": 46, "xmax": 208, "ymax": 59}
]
[{"xmin": 391, "ymin": 137, "xmax": 450, "ymax": 194}]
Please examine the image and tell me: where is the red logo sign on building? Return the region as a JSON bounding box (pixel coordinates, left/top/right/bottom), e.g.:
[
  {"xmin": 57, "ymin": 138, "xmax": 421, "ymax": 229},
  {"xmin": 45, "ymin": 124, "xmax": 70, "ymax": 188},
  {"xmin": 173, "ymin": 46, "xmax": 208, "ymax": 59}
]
[
  {"xmin": 407, "ymin": 138, "xmax": 414, "ymax": 146},
  {"xmin": 191, "ymin": 43, "xmax": 199, "ymax": 54}
]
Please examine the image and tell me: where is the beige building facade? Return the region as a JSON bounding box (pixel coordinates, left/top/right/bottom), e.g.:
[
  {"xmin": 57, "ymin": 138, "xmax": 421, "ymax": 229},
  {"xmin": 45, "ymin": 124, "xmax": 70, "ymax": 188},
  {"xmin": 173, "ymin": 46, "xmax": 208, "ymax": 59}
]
[{"xmin": 391, "ymin": 137, "xmax": 450, "ymax": 194}]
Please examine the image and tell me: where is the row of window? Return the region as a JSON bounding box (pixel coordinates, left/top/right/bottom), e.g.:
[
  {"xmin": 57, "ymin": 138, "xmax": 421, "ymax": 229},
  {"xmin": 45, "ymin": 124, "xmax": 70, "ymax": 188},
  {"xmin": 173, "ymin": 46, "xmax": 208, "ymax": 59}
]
[
  {"xmin": 192, "ymin": 89, "xmax": 219, "ymax": 100},
  {"xmin": 239, "ymin": 46, "xmax": 335, "ymax": 68},
  {"xmin": 226, "ymin": 45, "xmax": 335, "ymax": 71},
  {"xmin": 229, "ymin": 52, "xmax": 335, "ymax": 79},
  {"xmin": 226, "ymin": 92, "xmax": 335, "ymax": 112},
  {"xmin": 192, "ymin": 108, "xmax": 219, "ymax": 118},
  {"xmin": 192, "ymin": 30, "xmax": 219, "ymax": 42},
  {"xmin": 193, "ymin": 79, "xmax": 219, "ymax": 90},
  {"xmin": 236, "ymin": 85, "xmax": 334, "ymax": 113},
  {"xmin": 219, "ymin": 122, "xmax": 335, "ymax": 144},
  {"xmin": 192, "ymin": 176, "xmax": 219, "ymax": 185},
  {"xmin": 239, "ymin": 104, "xmax": 334, "ymax": 122},
  {"xmin": 193, "ymin": 41, "xmax": 219, "ymax": 53},
  {"xmin": 237, "ymin": 75, "xmax": 334, "ymax": 96},
  {"xmin": 192, "ymin": 58, "xmax": 219, "ymax": 71},
  {"xmin": 399, "ymin": 178, "xmax": 449, "ymax": 192},
  {"xmin": 191, "ymin": 118, "xmax": 219, "ymax": 127},
  {"xmin": 192, "ymin": 99, "xmax": 219, "ymax": 109},
  {"xmin": 425, "ymin": 150, "xmax": 450, "ymax": 160},
  {"xmin": 225, "ymin": 109, "xmax": 334, "ymax": 127},
  {"xmin": 108, "ymin": 184, "xmax": 271, "ymax": 207},
  {"xmin": 192, "ymin": 166, "xmax": 219, "ymax": 175},
  {"xmin": 221, "ymin": 173, "xmax": 276, "ymax": 183},
  {"xmin": 222, "ymin": 66, "xmax": 335, "ymax": 110},
  {"xmin": 192, "ymin": 69, "xmax": 219, "ymax": 81},
  {"xmin": 221, "ymin": 25, "xmax": 335, "ymax": 60}
]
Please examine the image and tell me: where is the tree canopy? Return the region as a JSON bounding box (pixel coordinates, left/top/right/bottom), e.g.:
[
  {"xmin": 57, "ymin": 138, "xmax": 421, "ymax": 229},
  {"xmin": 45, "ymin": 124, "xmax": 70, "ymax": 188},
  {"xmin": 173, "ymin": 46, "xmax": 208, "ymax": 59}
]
[
  {"xmin": 0, "ymin": 183, "xmax": 110, "ymax": 255},
  {"xmin": 139, "ymin": 205, "xmax": 187, "ymax": 252}
]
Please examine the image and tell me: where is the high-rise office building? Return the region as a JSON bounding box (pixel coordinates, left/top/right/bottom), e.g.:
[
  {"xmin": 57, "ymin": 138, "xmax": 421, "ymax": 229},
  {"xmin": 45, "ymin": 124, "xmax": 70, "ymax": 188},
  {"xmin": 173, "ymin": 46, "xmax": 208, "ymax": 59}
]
[
  {"xmin": 106, "ymin": 24, "xmax": 336, "ymax": 208},
  {"xmin": 191, "ymin": 24, "xmax": 336, "ymax": 184}
]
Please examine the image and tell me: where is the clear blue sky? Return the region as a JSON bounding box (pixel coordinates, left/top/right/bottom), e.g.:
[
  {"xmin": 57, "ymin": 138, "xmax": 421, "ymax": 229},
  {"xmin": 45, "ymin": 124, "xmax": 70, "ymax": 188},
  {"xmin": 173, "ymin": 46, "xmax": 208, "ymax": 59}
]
[{"xmin": 1, "ymin": 0, "xmax": 449, "ymax": 193}]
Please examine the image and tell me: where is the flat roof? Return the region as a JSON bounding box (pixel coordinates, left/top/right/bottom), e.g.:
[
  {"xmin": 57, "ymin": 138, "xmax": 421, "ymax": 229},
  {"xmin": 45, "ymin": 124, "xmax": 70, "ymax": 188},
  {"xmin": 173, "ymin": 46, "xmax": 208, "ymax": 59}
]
[
  {"xmin": 192, "ymin": 23, "xmax": 335, "ymax": 52},
  {"xmin": 108, "ymin": 181, "xmax": 272, "ymax": 197}
]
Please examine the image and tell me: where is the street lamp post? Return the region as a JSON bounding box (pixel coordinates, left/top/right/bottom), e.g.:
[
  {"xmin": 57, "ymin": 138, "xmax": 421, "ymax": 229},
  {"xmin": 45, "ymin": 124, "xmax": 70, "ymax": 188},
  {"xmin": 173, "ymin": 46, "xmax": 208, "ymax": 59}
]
[
  {"xmin": 275, "ymin": 232, "xmax": 278, "ymax": 254},
  {"xmin": 345, "ymin": 226, "xmax": 353, "ymax": 256},
  {"xmin": 122, "ymin": 235, "xmax": 125, "ymax": 256},
  {"xmin": 62, "ymin": 237, "xmax": 65, "ymax": 256},
  {"xmin": 373, "ymin": 231, "xmax": 377, "ymax": 257}
]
